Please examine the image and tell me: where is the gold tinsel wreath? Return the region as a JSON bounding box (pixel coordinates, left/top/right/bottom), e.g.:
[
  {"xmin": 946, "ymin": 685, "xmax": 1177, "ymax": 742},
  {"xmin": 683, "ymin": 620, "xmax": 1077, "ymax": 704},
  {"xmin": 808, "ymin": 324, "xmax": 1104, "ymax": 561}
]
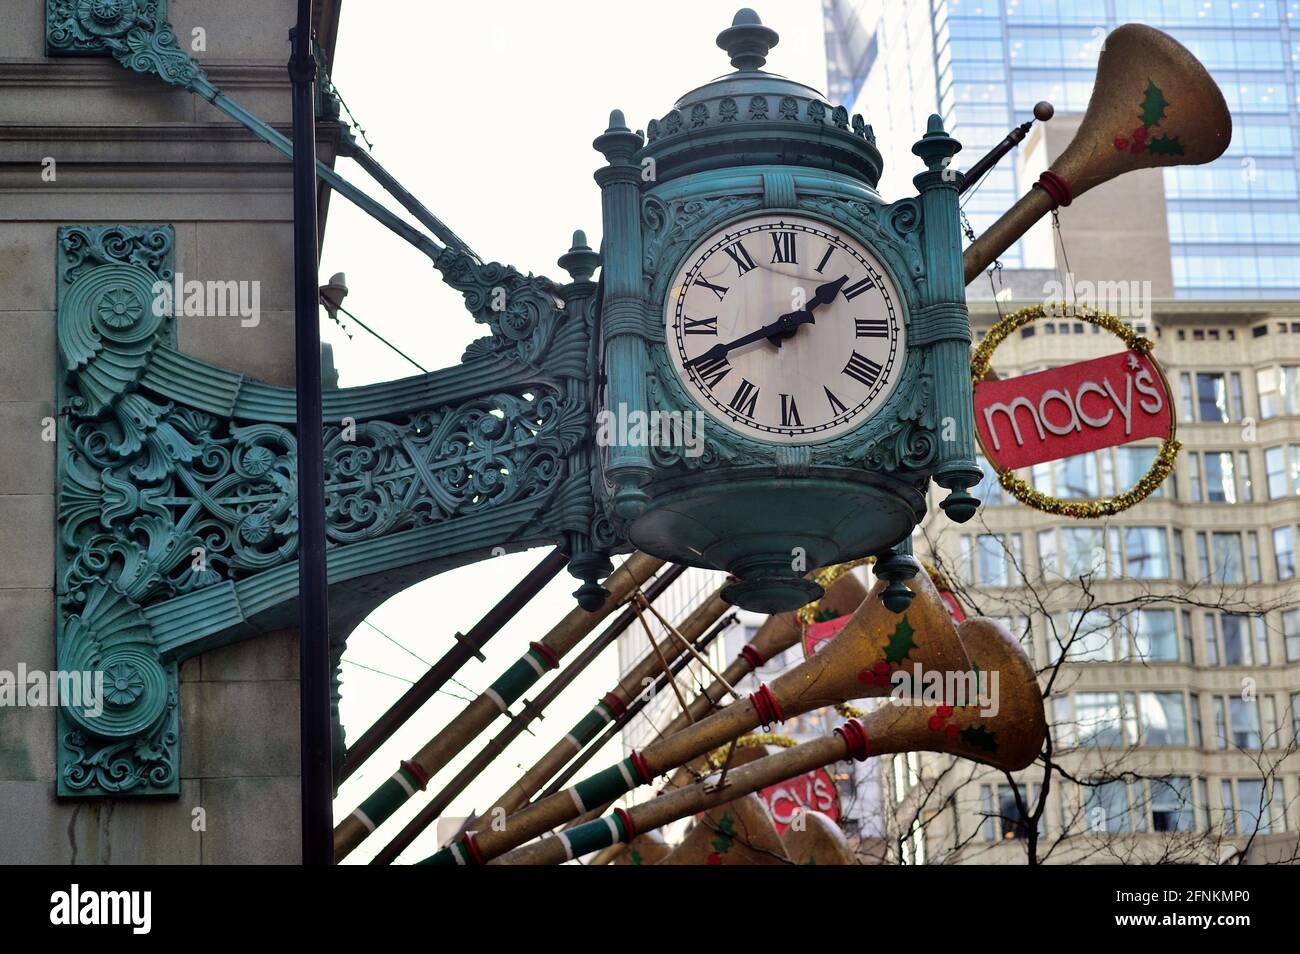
[{"xmin": 970, "ymin": 303, "xmax": 1181, "ymax": 519}]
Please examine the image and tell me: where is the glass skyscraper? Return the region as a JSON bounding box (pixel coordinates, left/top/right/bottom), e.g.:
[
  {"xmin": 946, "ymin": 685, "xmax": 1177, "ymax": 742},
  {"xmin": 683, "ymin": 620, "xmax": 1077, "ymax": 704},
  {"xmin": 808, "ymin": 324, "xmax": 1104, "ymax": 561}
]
[{"xmin": 823, "ymin": 0, "xmax": 1300, "ymax": 297}]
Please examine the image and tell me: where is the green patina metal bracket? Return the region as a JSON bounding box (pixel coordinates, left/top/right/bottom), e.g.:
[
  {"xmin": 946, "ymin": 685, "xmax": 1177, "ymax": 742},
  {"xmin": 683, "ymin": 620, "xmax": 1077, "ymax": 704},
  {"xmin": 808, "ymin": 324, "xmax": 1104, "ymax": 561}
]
[{"xmin": 54, "ymin": 224, "xmax": 607, "ymax": 797}]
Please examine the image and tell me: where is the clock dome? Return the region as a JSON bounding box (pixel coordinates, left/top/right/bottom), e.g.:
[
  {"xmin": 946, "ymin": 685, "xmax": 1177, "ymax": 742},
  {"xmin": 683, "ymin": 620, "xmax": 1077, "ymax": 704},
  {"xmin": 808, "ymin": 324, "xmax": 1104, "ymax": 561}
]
[{"xmin": 639, "ymin": 9, "xmax": 883, "ymax": 187}]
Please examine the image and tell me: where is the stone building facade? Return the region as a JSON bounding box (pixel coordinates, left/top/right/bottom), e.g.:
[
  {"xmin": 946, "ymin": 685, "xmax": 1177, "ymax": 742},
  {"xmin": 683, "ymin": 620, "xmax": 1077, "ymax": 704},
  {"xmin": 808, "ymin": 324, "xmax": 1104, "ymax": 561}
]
[{"xmin": 0, "ymin": 0, "xmax": 343, "ymax": 863}]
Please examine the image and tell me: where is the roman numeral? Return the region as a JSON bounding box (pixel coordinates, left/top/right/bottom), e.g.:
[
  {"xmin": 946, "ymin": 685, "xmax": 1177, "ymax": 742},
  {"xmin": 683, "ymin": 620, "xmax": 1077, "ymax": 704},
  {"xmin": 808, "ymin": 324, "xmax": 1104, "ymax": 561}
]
[
  {"xmin": 683, "ymin": 315, "xmax": 718, "ymax": 335},
  {"xmin": 728, "ymin": 379, "xmax": 759, "ymax": 417},
  {"xmin": 770, "ymin": 232, "xmax": 797, "ymax": 264},
  {"xmin": 842, "ymin": 275, "xmax": 876, "ymax": 301},
  {"xmin": 780, "ymin": 393, "xmax": 802, "ymax": 427},
  {"xmin": 692, "ymin": 353, "xmax": 731, "ymax": 390},
  {"xmin": 722, "ymin": 241, "xmax": 757, "ymax": 276},
  {"xmin": 843, "ymin": 351, "xmax": 882, "ymax": 388},
  {"xmin": 694, "ymin": 275, "xmax": 729, "ymax": 301},
  {"xmin": 814, "ymin": 244, "xmax": 835, "ymax": 274},
  {"xmin": 855, "ymin": 318, "xmax": 889, "ymax": 338},
  {"xmin": 825, "ymin": 387, "xmax": 848, "ymax": 415}
]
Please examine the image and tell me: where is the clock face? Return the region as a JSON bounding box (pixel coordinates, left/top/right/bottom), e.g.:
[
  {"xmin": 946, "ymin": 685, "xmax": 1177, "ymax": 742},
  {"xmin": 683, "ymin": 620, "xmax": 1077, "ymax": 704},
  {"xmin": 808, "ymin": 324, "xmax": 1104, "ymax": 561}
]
[{"xmin": 665, "ymin": 214, "xmax": 906, "ymax": 445}]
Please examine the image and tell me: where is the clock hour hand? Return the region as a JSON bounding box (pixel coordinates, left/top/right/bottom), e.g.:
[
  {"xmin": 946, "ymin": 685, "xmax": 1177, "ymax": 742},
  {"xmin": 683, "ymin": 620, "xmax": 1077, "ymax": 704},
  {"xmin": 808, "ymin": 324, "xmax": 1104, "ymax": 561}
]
[
  {"xmin": 767, "ymin": 274, "xmax": 850, "ymax": 346},
  {"xmin": 686, "ymin": 311, "xmax": 814, "ymax": 368}
]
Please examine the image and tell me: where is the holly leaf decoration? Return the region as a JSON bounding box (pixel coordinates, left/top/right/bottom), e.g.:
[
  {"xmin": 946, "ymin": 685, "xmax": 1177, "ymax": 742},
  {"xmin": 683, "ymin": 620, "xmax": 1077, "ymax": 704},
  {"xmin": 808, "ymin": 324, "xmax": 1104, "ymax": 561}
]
[
  {"xmin": 710, "ymin": 812, "xmax": 735, "ymax": 854},
  {"xmin": 814, "ymin": 608, "xmax": 840, "ymax": 623},
  {"xmin": 1147, "ymin": 134, "xmax": 1185, "ymax": 156},
  {"xmin": 1140, "ymin": 80, "xmax": 1168, "ymax": 127},
  {"xmin": 883, "ymin": 617, "xmax": 917, "ymax": 664},
  {"xmin": 959, "ymin": 725, "xmax": 999, "ymax": 753},
  {"xmin": 630, "ymin": 849, "xmax": 643, "ymax": 865}
]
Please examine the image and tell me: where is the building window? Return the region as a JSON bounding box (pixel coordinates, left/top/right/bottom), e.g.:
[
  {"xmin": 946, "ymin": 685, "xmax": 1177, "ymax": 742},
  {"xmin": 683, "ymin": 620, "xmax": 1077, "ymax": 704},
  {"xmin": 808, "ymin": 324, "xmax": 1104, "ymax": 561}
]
[
  {"xmin": 1126, "ymin": 527, "xmax": 1170, "ymax": 579},
  {"xmin": 1285, "ymin": 609, "xmax": 1300, "ymax": 663},
  {"xmin": 1264, "ymin": 444, "xmax": 1300, "ymax": 498},
  {"xmin": 1149, "ymin": 777, "xmax": 1195, "ymax": 833},
  {"xmin": 1221, "ymin": 780, "xmax": 1237, "ymax": 835},
  {"xmin": 1204, "ymin": 613, "xmax": 1265, "ymax": 666},
  {"xmin": 1201, "ymin": 451, "xmax": 1238, "ymax": 503},
  {"xmin": 1116, "ymin": 445, "xmax": 1169, "ymax": 498},
  {"xmin": 972, "ymin": 453, "xmax": 1005, "ymax": 506},
  {"xmin": 986, "ymin": 783, "xmax": 1043, "ymax": 842},
  {"xmin": 1086, "ymin": 780, "xmax": 1131, "ymax": 833},
  {"xmin": 1274, "ymin": 527, "xmax": 1296, "ymax": 581},
  {"xmin": 1198, "ymin": 778, "xmax": 1213, "ymax": 831},
  {"xmin": 1055, "ymin": 453, "xmax": 1100, "ymax": 499},
  {"xmin": 972, "ymin": 533, "xmax": 1020, "ymax": 587},
  {"xmin": 1256, "ymin": 365, "xmax": 1300, "ymax": 419},
  {"xmin": 1131, "ymin": 609, "xmax": 1178, "ymax": 662},
  {"xmin": 1237, "ymin": 779, "xmax": 1269, "ymax": 835},
  {"xmin": 1195, "ymin": 372, "xmax": 1230, "ymax": 422},
  {"xmin": 1190, "ymin": 693, "xmax": 1203, "ymax": 748},
  {"xmin": 1196, "ymin": 532, "xmax": 1249, "ymax": 584},
  {"xmin": 1228, "ymin": 696, "xmax": 1262, "ymax": 748},
  {"xmin": 1291, "ymin": 692, "xmax": 1300, "ymax": 746},
  {"xmin": 1075, "ymin": 692, "xmax": 1123, "ymax": 747},
  {"xmin": 1139, "ymin": 691, "xmax": 1188, "ymax": 745}
]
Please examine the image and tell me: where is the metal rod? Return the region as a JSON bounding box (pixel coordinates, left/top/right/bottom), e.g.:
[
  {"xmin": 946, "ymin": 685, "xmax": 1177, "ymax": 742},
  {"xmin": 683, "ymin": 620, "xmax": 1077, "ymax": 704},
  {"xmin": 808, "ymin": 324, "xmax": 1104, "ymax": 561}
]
[
  {"xmin": 368, "ymin": 564, "xmax": 689, "ymax": 865},
  {"xmin": 289, "ymin": 0, "xmax": 333, "ymax": 867},
  {"xmin": 958, "ymin": 102, "xmax": 1053, "ymax": 196},
  {"xmin": 339, "ymin": 138, "xmax": 481, "ymax": 263},
  {"xmin": 540, "ymin": 613, "xmax": 737, "ymax": 798},
  {"xmin": 339, "ymin": 549, "xmax": 569, "ymax": 781}
]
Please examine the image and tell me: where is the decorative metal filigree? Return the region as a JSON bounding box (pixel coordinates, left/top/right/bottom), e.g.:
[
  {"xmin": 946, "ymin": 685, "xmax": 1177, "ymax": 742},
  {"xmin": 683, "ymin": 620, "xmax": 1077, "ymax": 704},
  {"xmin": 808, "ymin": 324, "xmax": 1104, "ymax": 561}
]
[{"xmin": 55, "ymin": 225, "xmax": 599, "ymax": 796}]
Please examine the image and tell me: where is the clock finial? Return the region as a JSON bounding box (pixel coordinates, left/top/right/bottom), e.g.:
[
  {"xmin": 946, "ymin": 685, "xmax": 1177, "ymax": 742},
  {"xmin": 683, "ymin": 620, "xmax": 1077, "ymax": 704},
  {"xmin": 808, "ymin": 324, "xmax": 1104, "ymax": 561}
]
[{"xmin": 717, "ymin": 8, "xmax": 779, "ymax": 72}]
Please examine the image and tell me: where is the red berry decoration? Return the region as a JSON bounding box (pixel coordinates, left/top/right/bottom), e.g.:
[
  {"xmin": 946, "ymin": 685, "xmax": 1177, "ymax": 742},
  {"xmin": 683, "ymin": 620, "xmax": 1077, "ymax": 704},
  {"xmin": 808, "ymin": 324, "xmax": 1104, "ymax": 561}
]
[
  {"xmin": 873, "ymin": 661, "xmax": 890, "ymax": 676},
  {"xmin": 707, "ymin": 853, "xmax": 722, "ymax": 865},
  {"xmin": 937, "ymin": 705, "xmax": 953, "ymax": 718},
  {"xmin": 1133, "ymin": 126, "xmax": 1148, "ymax": 143},
  {"xmin": 945, "ymin": 723, "xmax": 960, "ymax": 738},
  {"xmin": 928, "ymin": 715, "xmax": 944, "ymax": 732},
  {"xmin": 1131, "ymin": 139, "xmax": 1147, "ymax": 155},
  {"xmin": 857, "ymin": 669, "xmax": 872, "ymax": 685},
  {"xmin": 1114, "ymin": 135, "xmax": 1128, "ymax": 150}
]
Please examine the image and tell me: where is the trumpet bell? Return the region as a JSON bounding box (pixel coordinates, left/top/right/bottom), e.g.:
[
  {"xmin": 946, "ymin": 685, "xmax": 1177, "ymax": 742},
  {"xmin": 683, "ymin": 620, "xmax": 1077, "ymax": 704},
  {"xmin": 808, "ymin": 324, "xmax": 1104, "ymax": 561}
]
[
  {"xmin": 862, "ymin": 616, "xmax": 1046, "ymax": 772},
  {"xmin": 965, "ymin": 23, "xmax": 1231, "ymax": 283}
]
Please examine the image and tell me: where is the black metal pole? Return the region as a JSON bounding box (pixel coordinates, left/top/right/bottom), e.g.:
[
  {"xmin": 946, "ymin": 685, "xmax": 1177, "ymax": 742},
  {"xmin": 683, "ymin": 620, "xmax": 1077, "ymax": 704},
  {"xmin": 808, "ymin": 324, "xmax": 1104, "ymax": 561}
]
[
  {"xmin": 370, "ymin": 563, "xmax": 689, "ymax": 865},
  {"xmin": 289, "ymin": 0, "xmax": 332, "ymax": 866},
  {"xmin": 540, "ymin": 612, "xmax": 738, "ymax": 797},
  {"xmin": 339, "ymin": 548, "xmax": 570, "ymax": 781}
]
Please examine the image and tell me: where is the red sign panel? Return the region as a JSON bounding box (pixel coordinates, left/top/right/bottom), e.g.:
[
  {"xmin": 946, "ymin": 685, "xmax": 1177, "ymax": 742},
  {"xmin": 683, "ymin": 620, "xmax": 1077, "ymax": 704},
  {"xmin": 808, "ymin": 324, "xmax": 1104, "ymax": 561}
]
[
  {"xmin": 758, "ymin": 767, "xmax": 840, "ymax": 834},
  {"xmin": 802, "ymin": 613, "xmax": 851, "ymax": 659},
  {"xmin": 939, "ymin": 589, "xmax": 966, "ymax": 625},
  {"xmin": 973, "ymin": 350, "xmax": 1171, "ymax": 471}
]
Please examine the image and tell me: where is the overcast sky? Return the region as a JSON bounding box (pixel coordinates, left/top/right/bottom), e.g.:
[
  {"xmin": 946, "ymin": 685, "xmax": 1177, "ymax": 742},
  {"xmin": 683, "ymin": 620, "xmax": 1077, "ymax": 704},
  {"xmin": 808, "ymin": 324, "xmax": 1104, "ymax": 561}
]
[{"xmin": 323, "ymin": 0, "xmax": 825, "ymax": 864}]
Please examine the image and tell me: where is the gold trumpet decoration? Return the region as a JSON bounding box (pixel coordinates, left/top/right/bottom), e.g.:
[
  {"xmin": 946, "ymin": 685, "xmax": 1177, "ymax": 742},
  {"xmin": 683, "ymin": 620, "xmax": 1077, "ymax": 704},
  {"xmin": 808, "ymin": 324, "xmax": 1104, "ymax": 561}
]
[
  {"xmin": 964, "ymin": 23, "xmax": 1231, "ymax": 284},
  {"xmin": 424, "ymin": 566, "xmax": 970, "ymax": 864},
  {"xmin": 493, "ymin": 614, "xmax": 1046, "ymax": 864}
]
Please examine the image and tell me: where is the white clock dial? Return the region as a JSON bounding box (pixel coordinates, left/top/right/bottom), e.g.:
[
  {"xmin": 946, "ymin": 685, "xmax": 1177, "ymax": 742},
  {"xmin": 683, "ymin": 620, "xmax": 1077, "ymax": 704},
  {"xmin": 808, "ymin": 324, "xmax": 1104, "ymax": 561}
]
[{"xmin": 665, "ymin": 214, "xmax": 905, "ymax": 444}]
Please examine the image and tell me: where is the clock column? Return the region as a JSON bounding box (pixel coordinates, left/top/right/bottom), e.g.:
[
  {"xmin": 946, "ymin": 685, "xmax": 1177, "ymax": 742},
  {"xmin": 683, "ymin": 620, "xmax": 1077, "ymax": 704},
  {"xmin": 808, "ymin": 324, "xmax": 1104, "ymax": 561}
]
[
  {"xmin": 594, "ymin": 110, "xmax": 653, "ymax": 519},
  {"xmin": 912, "ymin": 114, "xmax": 981, "ymax": 523}
]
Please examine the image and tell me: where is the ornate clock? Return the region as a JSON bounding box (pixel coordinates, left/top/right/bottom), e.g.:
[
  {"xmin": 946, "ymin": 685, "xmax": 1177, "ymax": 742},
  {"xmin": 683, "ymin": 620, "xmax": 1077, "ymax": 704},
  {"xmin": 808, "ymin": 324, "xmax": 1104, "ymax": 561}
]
[
  {"xmin": 665, "ymin": 213, "xmax": 906, "ymax": 444},
  {"xmin": 591, "ymin": 10, "xmax": 980, "ymax": 613}
]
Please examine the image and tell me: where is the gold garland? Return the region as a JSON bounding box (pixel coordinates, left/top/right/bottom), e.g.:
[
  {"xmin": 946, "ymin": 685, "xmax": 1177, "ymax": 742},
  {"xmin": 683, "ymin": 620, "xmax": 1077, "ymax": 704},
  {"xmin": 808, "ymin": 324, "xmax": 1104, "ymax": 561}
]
[
  {"xmin": 706, "ymin": 734, "xmax": 798, "ymax": 771},
  {"xmin": 795, "ymin": 558, "xmax": 874, "ymax": 626},
  {"xmin": 969, "ymin": 303, "xmax": 1181, "ymax": 519}
]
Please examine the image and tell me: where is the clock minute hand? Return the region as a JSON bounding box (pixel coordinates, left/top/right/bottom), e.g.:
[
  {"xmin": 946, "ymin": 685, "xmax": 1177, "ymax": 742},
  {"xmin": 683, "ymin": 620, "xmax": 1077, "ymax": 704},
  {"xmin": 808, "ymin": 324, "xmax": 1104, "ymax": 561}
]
[{"xmin": 808, "ymin": 274, "xmax": 850, "ymax": 311}]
